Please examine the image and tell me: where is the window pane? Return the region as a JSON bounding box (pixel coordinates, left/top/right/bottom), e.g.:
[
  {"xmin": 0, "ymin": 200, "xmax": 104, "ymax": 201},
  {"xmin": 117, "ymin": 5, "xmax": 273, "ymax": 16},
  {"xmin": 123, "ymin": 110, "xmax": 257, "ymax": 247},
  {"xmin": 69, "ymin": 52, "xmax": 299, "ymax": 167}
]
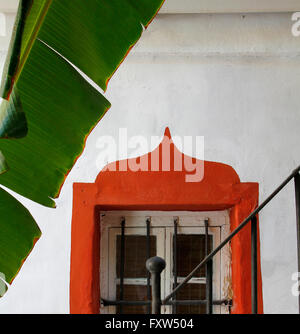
[
  {"xmin": 117, "ymin": 235, "xmax": 156, "ymax": 278},
  {"xmin": 175, "ymin": 284, "xmax": 206, "ymax": 314},
  {"xmin": 175, "ymin": 234, "xmax": 212, "ymax": 277},
  {"xmin": 116, "ymin": 285, "xmax": 150, "ymax": 314}
]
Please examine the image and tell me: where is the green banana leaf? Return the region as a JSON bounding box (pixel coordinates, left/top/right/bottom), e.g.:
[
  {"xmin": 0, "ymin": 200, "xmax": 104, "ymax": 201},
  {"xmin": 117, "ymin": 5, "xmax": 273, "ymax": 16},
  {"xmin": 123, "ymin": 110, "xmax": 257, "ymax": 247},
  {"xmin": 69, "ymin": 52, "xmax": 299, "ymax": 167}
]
[
  {"xmin": 0, "ymin": 0, "xmax": 164, "ymax": 295},
  {"xmin": 0, "ymin": 87, "xmax": 27, "ymax": 139},
  {"xmin": 0, "ymin": 187, "xmax": 41, "ymax": 284}
]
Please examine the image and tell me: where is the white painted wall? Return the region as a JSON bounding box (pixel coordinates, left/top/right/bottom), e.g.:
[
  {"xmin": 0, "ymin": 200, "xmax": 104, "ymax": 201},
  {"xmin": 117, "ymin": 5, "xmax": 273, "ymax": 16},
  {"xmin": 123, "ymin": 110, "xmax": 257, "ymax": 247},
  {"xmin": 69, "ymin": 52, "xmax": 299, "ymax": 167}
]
[
  {"xmin": 0, "ymin": 14, "xmax": 15, "ymax": 72},
  {"xmin": 0, "ymin": 11, "xmax": 299, "ymax": 314},
  {"xmin": 3, "ymin": 0, "xmax": 300, "ymax": 14},
  {"xmin": 160, "ymin": 0, "xmax": 300, "ymax": 13}
]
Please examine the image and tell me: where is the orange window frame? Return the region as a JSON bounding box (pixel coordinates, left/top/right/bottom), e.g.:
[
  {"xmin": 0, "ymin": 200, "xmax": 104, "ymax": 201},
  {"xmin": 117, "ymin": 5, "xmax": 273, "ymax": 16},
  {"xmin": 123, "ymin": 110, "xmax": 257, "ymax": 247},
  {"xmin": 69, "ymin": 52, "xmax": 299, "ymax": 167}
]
[{"xmin": 70, "ymin": 128, "xmax": 263, "ymax": 314}]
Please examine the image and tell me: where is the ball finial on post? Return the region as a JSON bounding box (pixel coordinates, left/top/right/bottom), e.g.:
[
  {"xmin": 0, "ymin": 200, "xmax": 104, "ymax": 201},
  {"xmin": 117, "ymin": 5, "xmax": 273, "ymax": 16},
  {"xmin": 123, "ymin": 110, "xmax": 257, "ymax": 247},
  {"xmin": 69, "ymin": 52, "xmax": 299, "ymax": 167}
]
[
  {"xmin": 146, "ymin": 256, "xmax": 166, "ymax": 274},
  {"xmin": 146, "ymin": 256, "xmax": 166, "ymax": 314}
]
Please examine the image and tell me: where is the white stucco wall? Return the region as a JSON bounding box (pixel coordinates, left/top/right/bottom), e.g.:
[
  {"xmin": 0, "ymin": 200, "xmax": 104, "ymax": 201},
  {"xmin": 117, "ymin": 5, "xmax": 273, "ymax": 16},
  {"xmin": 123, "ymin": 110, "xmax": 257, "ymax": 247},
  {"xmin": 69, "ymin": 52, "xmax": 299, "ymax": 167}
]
[{"xmin": 0, "ymin": 11, "xmax": 299, "ymax": 313}]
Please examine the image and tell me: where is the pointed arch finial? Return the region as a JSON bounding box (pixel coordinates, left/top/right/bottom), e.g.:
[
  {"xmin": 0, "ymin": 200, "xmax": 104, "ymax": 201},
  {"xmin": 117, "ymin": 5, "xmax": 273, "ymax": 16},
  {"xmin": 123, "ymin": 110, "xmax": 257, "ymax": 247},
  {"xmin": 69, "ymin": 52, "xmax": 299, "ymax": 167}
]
[{"xmin": 164, "ymin": 127, "xmax": 171, "ymax": 139}]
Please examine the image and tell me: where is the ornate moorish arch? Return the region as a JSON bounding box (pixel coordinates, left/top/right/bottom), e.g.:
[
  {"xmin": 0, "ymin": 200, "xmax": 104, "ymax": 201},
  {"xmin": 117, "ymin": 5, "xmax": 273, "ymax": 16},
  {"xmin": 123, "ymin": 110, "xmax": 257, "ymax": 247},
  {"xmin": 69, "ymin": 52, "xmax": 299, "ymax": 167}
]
[{"xmin": 70, "ymin": 128, "xmax": 263, "ymax": 314}]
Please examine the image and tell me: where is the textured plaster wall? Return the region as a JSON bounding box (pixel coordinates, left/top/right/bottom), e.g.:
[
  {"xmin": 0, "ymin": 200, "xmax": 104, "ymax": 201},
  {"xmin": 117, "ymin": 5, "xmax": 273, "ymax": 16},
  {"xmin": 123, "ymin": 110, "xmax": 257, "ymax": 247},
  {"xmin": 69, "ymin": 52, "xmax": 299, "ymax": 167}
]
[{"xmin": 0, "ymin": 12, "xmax": 299, "ymax": 313}]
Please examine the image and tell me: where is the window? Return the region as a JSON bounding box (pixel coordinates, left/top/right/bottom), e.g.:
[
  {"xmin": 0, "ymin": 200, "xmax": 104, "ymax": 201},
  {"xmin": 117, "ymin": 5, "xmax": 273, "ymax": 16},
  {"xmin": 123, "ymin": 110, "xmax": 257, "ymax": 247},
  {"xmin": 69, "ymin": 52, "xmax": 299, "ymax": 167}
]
[{"xmin": 100, "ymin": 211, "xmax": 231, "ymax": 314}]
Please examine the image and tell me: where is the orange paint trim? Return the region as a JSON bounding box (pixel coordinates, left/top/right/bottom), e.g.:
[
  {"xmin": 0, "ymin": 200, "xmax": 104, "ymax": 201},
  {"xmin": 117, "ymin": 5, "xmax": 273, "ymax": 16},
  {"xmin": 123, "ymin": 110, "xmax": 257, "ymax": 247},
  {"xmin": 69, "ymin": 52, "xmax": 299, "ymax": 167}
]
[{"xmin": 70, "ymin": 128, "xmax": 263, "ymax": 314}]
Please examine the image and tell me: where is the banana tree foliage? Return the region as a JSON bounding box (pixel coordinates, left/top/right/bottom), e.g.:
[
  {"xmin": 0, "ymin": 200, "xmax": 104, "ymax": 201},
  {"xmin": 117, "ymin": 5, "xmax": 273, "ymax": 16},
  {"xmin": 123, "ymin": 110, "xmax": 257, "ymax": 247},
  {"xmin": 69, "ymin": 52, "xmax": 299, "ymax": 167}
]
[{"xmin": 0, "ymin": 0, "xmax": 164, "ymax": 296}]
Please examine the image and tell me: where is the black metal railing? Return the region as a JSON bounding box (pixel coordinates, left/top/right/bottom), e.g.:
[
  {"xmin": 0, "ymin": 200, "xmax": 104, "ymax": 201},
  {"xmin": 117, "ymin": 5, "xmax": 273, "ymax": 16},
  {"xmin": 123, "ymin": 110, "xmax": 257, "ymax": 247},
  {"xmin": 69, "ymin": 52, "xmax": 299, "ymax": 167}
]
[{"xmin": 145, "ymin": 165, "xmax": 300, "ymax": 314}]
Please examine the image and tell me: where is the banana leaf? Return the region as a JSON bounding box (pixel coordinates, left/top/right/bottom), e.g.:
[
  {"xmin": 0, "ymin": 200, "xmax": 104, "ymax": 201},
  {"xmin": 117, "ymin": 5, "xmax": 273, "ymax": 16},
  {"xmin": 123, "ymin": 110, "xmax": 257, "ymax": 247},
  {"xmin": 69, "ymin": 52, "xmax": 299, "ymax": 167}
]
[
  {"xmin": 0, "ymin": 0, "xmax": 164, "ymax": 295},
  {"xmin": 0, "ymin": 187, "xmax": 41, "ymax": 285}
]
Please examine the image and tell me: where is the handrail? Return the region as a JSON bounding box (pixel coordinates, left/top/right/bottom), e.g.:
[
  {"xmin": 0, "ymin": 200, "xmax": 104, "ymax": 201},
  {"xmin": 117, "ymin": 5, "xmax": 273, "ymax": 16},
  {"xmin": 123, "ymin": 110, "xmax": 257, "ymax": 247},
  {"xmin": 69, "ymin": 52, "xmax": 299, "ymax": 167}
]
[{"xmin": 162, "ymin": 165, "xmax": 300, "ymax": 305}]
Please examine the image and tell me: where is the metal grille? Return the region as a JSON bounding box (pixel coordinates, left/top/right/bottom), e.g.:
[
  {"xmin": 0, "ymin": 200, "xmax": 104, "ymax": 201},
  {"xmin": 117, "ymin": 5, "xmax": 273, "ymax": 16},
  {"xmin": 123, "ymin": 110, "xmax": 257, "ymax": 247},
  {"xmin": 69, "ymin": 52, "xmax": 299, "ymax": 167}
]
[{"xmin": 101, "ymin": 216, "xmax": 229, "ymax": 314}]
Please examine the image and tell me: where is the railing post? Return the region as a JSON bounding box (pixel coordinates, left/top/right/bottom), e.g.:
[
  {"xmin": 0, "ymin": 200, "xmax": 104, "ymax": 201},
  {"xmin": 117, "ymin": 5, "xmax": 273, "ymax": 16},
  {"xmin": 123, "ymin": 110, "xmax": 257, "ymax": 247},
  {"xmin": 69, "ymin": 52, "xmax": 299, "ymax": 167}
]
[
  {"xmin": 146, "ymin": 217, "xmax": 151, "ymax": 314},
  {"xmin": 251, "ymin": 216, "xmax": 258, "ymax": 314},
  {"xmin": 294, "ymin": 173, "xmax": 300, "ymax": 314},
  {"xmin": 173, "ymin": 217, "xmax": 178, "ymax": 314},
  {"xmin": 119, "ymin": 217, "xmax": 126, "ymax": 314},
  {"xmin": 206, "ymin": 261, "xmax": 213, "ymax": 314},
  {"xmin": 205, "ymin": 219, "xmax": 213, "ymax": 314},
  {"xmin": 146, "ymin": 256, "xmax": 166, "ymax": 314}
]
